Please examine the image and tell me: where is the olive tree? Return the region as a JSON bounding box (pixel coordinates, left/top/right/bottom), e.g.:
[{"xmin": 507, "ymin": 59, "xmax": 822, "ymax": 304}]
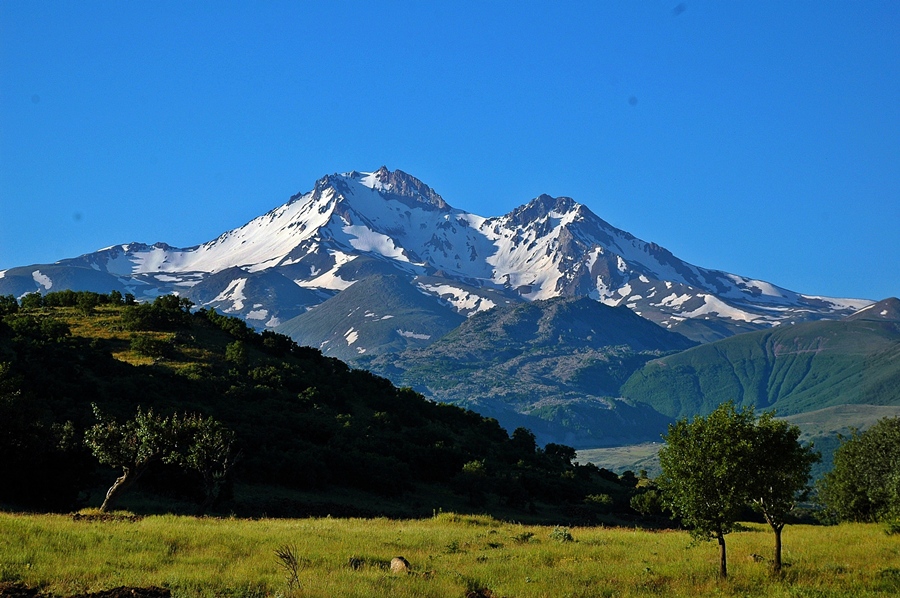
[{"xmin": 85, "ymin": 404, "xmax": 183, "ymax": 512}]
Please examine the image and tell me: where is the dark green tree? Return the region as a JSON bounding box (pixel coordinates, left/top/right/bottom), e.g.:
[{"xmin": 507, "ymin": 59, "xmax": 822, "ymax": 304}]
[
  {"xmin": 76, "ymin": 292, "xmax": 100, "ymax": 316},
  {"xmin": 85, "ymin": 404, "xmax": 236, "ymax": 513},
  {"xmin": 458, "ymin": 459, "xmax": 488, "ymax": 505},
  {"xmin": 657, "ymin": 402, "xmax": 757, "ymax": 579},
  {"xmin": 0, "ymin": 294, "xmax": 18, "ymax": 316},
  {"xmin": 85, "ymin": 404, "xmax": 184, "ymax": 512},
  {"xmin": 818, "ymin": 417, "xmax": 900, "ymax": 524},
  {"xmin": 747, "ymin": 412, "xmax": 819, "ymax": 572},
  {"xmin": 182, "ymin": 414, "xmax": 238, "ymax": 514},
  {"xmin": 225, "ymin": 340, "xmax": 248, "ymax": 367},
  {"xmin": 20, "ymin": 292, "xmax": 43, "ymax": 310}
]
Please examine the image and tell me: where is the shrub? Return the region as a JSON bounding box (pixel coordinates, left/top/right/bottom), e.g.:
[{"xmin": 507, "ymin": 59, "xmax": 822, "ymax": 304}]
[
  {"xmin": 130, "ymin": 335, "xmax": 171, "ymax": 358},
  {"xmin": 550, "ymin": 526, "xmax": 574, "ymax": 543}
]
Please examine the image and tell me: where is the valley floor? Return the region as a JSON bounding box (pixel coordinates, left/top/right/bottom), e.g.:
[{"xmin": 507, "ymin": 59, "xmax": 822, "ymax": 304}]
[{"xmin": 2, "ymin": 512, "xmax": 898, "ymax": 597}]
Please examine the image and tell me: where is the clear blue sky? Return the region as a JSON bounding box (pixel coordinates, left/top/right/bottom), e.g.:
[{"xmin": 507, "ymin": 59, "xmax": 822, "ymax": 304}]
[{"xmin": 1, "ymin": 1, "xmax": 898, "ymax": 301}]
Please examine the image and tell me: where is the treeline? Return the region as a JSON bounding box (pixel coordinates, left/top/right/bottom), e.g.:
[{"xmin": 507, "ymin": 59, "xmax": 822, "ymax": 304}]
[{"xmin": 0, "ymin": 291, "xmax": 639, "ymax": 520}]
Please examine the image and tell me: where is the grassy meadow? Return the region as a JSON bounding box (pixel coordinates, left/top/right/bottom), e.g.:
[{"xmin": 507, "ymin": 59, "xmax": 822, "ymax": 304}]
[{"xmin": 2, "ymin": 512, "xmax": 899, "ymax": 598}]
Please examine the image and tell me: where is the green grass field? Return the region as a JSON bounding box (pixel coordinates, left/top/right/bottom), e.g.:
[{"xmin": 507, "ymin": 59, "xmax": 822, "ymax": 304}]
[{"xmin": 2, "ymin": 512, "xmax": 899, "ymax": 598}]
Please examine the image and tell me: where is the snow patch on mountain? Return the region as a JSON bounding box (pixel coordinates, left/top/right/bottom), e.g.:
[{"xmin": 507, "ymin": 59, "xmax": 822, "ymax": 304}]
[
  {"xmin": 32, "ymin": 270, "xmax": 52, "ymax": 290},
  {"xmin": 397, "ymin": 330, "xmax": 431, "ymax": 340},
  {"xmin": 343, "ymin": 224, "xmax": 411, "ymax": 262},
  {"xmin": 802, "ymin": 295, "xmax": 872, "ymax": 311},
  {"xmin": 656, "ymin": 293, "xmax": 693, "ymax": 308},
  {"xmin": 213, "ymin": 278, "xmax": 247, "ymax": 311},
  {"xmin": 680, "ymin": 294, "xmax": 763, "ymax": 323},
  {"xmin": 420, "ymin": 283, "xmax": 497, "ymax": 313}
]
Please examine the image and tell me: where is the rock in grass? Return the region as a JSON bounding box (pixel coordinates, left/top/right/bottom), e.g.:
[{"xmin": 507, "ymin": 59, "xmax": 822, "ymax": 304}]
[{"xmin": 390, "ymin": 556, "xmax": 411, "ymax": 574}]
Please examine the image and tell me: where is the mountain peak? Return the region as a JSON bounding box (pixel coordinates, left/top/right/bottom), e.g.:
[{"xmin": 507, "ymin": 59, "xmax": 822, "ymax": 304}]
[
  {"xmin": 503, "ymin": 194, "xmax": 580, "ymax": 227},
  {"xmin": 845, "ymin": 297, "xmax": 900, "ymax": 322},
  {"xmin": 351, "ymin": 166, "xmax": 450, "ymax": 212}
]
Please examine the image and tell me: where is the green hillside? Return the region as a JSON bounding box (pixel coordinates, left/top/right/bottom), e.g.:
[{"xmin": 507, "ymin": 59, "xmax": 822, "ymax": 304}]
[
  {"xmin": 0, "ymin": 291, "xmax": 638, "ymax": 522},
  {"xmin": 621, "ymin": 317, "xmax": 900, "ymax": 420}
]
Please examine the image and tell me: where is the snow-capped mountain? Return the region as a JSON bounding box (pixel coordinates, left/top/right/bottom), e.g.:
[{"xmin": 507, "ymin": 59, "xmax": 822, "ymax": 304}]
[{"xmin": 0, "ymin": 166, "xmax": 871, "ymax": 344}]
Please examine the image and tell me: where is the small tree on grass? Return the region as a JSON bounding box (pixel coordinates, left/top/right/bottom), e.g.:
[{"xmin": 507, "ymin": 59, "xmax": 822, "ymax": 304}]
[
  {"xmin": 658, "ymin": 402, "xmax": 757, "ymax": 579},
  {"xmin": 85, "ymin": 404, "xmax": 236, "ymax": 513},
  {"xmin": 747, "ymin": 412, "xmax": 819, "ymax": 573},
  {"xmin": 659, "ymin": 402, "xmax": 819, "ymax": 578},
  {"xmin": 85, "ymin": 404, "xmax": 183, "ymax": 512}
]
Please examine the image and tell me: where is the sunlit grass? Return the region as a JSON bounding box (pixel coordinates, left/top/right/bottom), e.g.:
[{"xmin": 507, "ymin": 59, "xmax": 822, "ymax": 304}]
[{"xmin": 2, "ymin": 512, "xmax": 898, "ymax": 597}]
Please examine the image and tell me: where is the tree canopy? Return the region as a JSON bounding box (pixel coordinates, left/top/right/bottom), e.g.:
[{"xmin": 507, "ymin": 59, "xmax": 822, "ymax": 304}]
[
  {"xmin": 658, "ymin": 402, "xmax": 817, "ymax": 577},
  {"xmin": 85, "ymin": 404, "xmax": 237, "ymax": 513},
  {"xmin": 746, "ymin": 412, "xmax": 819, "ymax": 571},
  {"xmin": 818, "ymin": 417, "xmax": 900, "ymax": 525}
]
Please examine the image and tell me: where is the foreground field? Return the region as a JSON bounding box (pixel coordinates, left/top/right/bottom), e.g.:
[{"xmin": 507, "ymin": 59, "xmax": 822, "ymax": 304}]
[{"xmin": 2, "ymin": 512, "xmax": 899, "ymax": 598}]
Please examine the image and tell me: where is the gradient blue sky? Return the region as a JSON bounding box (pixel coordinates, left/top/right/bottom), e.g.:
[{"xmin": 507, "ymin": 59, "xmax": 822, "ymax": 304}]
[{"xmin": 1, "ymin": 1, "xmax": 898, "ymax": 301}]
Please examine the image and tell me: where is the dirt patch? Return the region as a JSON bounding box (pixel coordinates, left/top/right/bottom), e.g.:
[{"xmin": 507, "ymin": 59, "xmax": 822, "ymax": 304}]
[
  {"xmin": 69, "ymin": 587, "xmax": 170, "ymax": 598},
  {"xmin": 0, "ymin": 583, "xmax": 43, "ymax": 598},
  {"xmin": 70, "ymin": 513, "xmax": 143, "ymax": 523},
  {"xmin": 0, "ymin": 584, "xmax": 169, "ymax": 598}
]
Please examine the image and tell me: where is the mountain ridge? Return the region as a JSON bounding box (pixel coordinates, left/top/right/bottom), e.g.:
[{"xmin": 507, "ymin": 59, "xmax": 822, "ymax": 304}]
[{"xmin": 0, "ymin": 167, "xmax": 872, "ymax": 344}]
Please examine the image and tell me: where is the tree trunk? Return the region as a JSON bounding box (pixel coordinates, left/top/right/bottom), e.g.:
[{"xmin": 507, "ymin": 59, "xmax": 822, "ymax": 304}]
[
  {"xmin": 99, "ymin": 468, "xmax": 135, "ymax": 512},
  {"xmin": 772, "ymin": 524, "xmax": 783, "ymax": 573},
  {"xmin": 717, "ymin": 532, "xmax": 728, "ymax": 579},
  {"xmin": 99, "ymin": 463, "xmax": 150, "ymax": 512},
  {"xmin": 195, "ymin": 472, "xmax": 219, "ymax": 516}
]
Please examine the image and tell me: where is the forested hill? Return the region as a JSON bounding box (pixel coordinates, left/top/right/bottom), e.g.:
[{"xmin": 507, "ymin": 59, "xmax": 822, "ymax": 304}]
[{"xmin": 0, "ymin": 291, "xmax": 639, "ymax": 522}]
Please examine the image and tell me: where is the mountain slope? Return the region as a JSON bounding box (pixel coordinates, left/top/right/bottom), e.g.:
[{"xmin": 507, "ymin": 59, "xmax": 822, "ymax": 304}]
[
  {"xmin": 360, "ymin": 296, "xmax": 696, "ymax": 447},
  {"xmin": 621, "ymin": 299, "xmax": 900, "ymax": 419},
  {"xmin": 0, "ymin": 166, "xmax": 882, "ymax": 446},
  {"xmin": 0, "ymin": 167, "xmax": 871, "ymax": 345},
  {"xmin": 275, "ymin": 274, "xmax": 465, "ymax": 361}
]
